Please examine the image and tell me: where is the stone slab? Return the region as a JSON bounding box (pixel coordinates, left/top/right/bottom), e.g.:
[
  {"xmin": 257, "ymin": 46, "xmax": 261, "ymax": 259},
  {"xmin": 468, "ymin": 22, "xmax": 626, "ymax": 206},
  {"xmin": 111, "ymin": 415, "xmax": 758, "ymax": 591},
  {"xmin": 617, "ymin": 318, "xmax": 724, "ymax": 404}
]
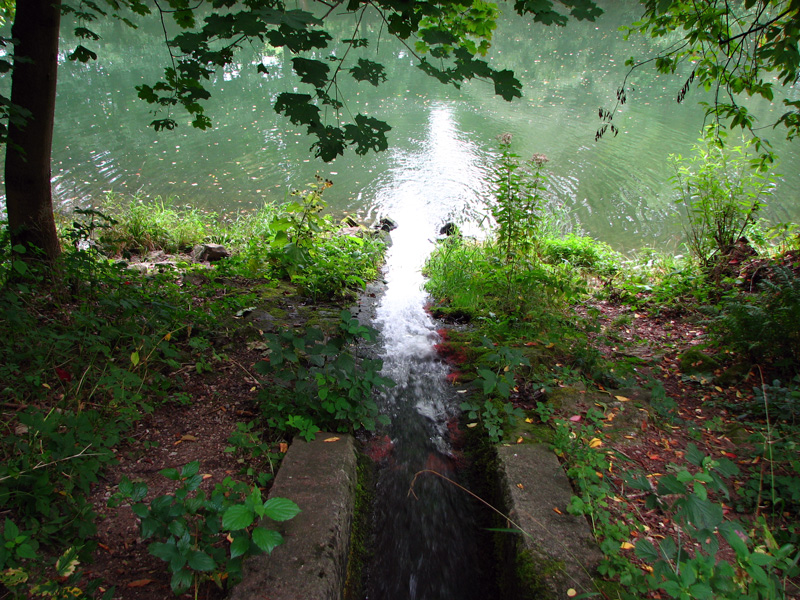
[
  {"xmin": 497, "ymin": 443, "xmax": 602, "ymax": 598},
  {"xmin": 231, "ymin": 432, "xmax": 358, "ymax": 600}
]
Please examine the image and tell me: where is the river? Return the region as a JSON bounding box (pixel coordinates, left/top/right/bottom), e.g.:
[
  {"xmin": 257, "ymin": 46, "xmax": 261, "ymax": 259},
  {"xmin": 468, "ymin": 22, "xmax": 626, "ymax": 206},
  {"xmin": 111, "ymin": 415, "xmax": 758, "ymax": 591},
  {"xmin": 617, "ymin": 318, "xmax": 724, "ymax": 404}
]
[{"xmin": 2, "ymin": 1, "xmax": 796, "ymax": 252}]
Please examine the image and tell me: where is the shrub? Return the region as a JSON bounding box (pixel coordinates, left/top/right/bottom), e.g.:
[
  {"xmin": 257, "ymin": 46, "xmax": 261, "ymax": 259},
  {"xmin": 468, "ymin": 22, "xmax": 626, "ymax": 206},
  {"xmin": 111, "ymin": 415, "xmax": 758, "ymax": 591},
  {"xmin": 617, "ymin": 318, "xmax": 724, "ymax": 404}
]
[
  {"xmin": 709, "ymin": 267, "xmax": 800, "ymax": 366},
  {"xmin": 670, "ymin": 129, "xmax": 776, "ymax": 270}
]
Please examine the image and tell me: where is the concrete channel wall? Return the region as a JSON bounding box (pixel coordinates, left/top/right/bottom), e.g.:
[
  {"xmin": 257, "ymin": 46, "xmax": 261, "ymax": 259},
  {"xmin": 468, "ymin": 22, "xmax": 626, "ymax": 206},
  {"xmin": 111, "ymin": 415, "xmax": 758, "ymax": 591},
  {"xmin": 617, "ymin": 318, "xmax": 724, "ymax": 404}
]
[
  {"xmin": 231, "ymin": 434, "xmax": 599, "ymax": 599},
  {"xmin": 231, "ymin": 433, "xmax": 358, "ymax": 600}
]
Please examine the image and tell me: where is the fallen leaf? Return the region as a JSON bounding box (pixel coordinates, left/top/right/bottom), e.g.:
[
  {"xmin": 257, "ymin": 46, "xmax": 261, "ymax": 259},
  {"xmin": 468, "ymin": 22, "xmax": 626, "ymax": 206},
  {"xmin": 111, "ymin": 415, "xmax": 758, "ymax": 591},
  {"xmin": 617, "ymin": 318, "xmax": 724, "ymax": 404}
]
[
  {"xmin": 323, "ymin": 437, "xmax": 340, "ymax": 442},
  {"xmin": 620, "ymin": 542, "xmax": 635, "ymax": 550},
  {"xmin": 202, "ymin": 474, "xmax": 213, "ymax": 480},
  {"xmin": 615, "ymin": 395, "xmax": 630, "ymax": 402},
  {"xmin": 642, "ymin": 565, "xmax": 654, "ymax": 574},
  {"xmin": 516, "ymin": 437, "xmax": 523, "ymax": 444},
  {"xmin": 553, "ymin": 507, "xmax": 562, "ymax": 514},
  {"xmin": 181, "ymin": 434, "xmax": 197, "ymax": 442},
  {"xmin": 516, "ymin": 483, "xmax": 524, "ymax": 489},
  {"xmin": 569, "ymin": 415, "xmax": 582, "ymax": 422},
  {"xmin": 467, "ymin": 423, "xmax": 478, "ymax": 428},
  {"xmin": 545, "ymin": 342, "xmax": 555, "ymax": 349},
  {"xmin": 588, "ymin": 437, "xmax": 603, "ymax": 448},
  {"xmin": 127, "ymin": 580, "xmax": 153, "ymax": 588},
  {"xmin": 279, "ymin": 442, "xmax": 289, "ymax": 453},
  {"xmin": 525, "ymin": 417, "xmax": 534, "ymax": 423}
]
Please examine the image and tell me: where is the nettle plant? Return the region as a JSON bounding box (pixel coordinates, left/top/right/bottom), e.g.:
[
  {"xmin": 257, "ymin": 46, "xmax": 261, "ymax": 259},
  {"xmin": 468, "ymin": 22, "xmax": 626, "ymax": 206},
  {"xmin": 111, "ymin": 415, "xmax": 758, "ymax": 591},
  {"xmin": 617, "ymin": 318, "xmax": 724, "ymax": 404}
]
[
  {"xmin": 461, "ymin": 339, "xmax": 527, "ymax": 443},
  {"xmin": 670, "ymin": 129, "xmax": 776, "ymax": 270},
  {"xmin": 113, "ymin": 461, "xmax": 299, "ymax": 596},
  {"xmin": 255, "ymin": 310, "xmax": 393, "ymax": 439},
  {"xmin": 626, "ymin": 444, "xmax": 799, "ymax": 600},
  {"xmin": 489, "ymin": 133, "xmax": 550, "ymax": 268}
]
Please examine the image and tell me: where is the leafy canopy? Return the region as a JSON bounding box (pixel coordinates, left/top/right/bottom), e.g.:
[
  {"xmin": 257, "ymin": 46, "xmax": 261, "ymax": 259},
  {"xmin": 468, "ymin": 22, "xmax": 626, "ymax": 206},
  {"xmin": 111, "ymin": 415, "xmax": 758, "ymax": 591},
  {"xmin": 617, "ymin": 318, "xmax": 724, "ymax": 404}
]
[
  {"xmin": 1, "ymin": 0, "xmax": 602, "ymax": 160},
  {"xmin": 604, "ymin": 1, "xmax": 800, "ymax": 165}
]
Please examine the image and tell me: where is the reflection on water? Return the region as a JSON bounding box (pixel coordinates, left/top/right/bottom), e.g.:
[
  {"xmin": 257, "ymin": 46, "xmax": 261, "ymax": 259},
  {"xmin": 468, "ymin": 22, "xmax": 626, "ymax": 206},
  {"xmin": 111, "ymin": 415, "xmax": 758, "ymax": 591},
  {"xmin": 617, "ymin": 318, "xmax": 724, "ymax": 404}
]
[
  {"xmin": 364, "ymin": 105, "xmax": 492, "ymax": 600},
  {"xmin": 2, "ymin": 1, "xmax": 797, "ymax": 251}
]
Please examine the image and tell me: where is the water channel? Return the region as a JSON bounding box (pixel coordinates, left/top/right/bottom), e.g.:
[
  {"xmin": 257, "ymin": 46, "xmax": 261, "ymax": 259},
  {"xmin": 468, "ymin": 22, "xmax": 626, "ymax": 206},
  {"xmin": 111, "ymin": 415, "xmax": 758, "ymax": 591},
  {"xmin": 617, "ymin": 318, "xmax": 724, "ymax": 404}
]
[{"xmin": 363, "ymin": 106, "xmax": 492, "ymax": 598}]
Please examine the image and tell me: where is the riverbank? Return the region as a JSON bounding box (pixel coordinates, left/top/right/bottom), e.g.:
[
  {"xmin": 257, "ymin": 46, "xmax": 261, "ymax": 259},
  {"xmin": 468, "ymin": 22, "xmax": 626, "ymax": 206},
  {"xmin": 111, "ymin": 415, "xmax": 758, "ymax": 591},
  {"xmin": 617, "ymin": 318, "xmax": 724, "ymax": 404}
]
[
  {"xmin": 425, "ymin": 230, "xmax": 800, "ymax": 599},
  {"xmin": 0, "ymin": 194, "xmax": 393, "ymax": 599}
]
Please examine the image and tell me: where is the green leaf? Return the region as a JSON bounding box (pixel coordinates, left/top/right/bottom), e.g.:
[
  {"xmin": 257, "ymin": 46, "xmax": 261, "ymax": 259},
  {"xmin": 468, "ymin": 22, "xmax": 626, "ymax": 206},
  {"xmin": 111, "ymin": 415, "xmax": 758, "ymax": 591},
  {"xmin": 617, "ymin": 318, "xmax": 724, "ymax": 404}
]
[
  {"xmin": 491, "ymin": 69, "xmax": 523, "ymax": 101},
  {"xmin": 274, "ymin": 92, "xmax": 320, "ymax": 128},
  {"xmin": 181, "ymin": 461, "xmax": 201, "ymax": 478},
  {"xmin": 251, "ymin": 526, "xmax": 283, "ymax": 553},
  {"xmin": 149, "ymin": 540, "xmax": 178, "ymax": 562},
  {"xmin": 170, "ymin": 568, "xmax": 193, "ymax": 594},
  {"xmin": 291, "ymin": 57, "xmax": 330, "ymax": 88},
  {"xmin": 187, "ymin": 550, "xmax": 216, "ymax": 572},
  {"xmin": 679, "ymin": 494, "xmax": 723, "ymax": 530},
  {"xmin": 159, "ymin": 467, "xmax": 180, "ymax": 480},
  {"xmin": 3, "ymin": 519, "xmax": 19, "ymax": 541},
  {"xmin": 69, "ymin": 44, "xmax": 98, "ymax": 62},
  {"xmin": 656, "ymin": 474, "xmax": 687, "ymax": 496},
  {"xmin": 12, "ymin": 260, "xmax": 28, "ymax": 276},
  {"xmin": 635, "ymin": 538, "xmax": 660, "ymax": 562},
  {"xmin": 230, "ymin": 534, "xmax": 251, "ymax": 559},
  {"xmin": 222, "ymin": 504, "xmax": 255, "ymax": 531},
  {"xmin": 686, "ymin": 443, "xmax": 705, "ymax": 467},
  {"xmin": 262, "ymin": 497, "xmax": 301, "ymax": 522},
  {"xmin": 15, "ymin": 542, "xmax": 37, "ymax": 560},
  {"xmin": 349, "ymin": 58, "xmax": 387, "ymax": 87}
]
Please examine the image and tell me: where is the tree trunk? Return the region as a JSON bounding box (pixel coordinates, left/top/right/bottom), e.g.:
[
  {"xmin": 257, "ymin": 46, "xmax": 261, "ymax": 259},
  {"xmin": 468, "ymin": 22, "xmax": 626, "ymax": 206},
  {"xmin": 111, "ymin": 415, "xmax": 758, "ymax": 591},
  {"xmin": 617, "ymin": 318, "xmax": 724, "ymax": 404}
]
[{"xmin": 4, "ymin": 0, "xmax": 62, "ymax": 262}]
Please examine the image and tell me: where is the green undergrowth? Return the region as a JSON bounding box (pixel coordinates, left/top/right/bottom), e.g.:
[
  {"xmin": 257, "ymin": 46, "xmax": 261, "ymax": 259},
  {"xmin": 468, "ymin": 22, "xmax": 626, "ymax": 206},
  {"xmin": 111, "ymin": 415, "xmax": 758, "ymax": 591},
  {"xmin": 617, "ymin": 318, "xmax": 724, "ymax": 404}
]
[
  {"xmin": 0, "ymin": 183, "xmax": 388, "ymax": 597},
  {"xmin": 423, "ymin": 135, "xmax": 800, "ymax": 599}
]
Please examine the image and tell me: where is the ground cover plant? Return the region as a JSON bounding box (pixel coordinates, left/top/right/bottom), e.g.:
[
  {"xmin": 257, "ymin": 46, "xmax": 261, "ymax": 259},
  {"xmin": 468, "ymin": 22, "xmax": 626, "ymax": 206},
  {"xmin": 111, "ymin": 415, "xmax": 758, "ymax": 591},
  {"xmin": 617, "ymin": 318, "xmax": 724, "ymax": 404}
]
[
  {"xmin": 0, "ymin": 188, "xmax": 388, "ymax": 599},
  {"xmin": 424, "ymin": 137, "xmax": 800, "ymax": 598}
]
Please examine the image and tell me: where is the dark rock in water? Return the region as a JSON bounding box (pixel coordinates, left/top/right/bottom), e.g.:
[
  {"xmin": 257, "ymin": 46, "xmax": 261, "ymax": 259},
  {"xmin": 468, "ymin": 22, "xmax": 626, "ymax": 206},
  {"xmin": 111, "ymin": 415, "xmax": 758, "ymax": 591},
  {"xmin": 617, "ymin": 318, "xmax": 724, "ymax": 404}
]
[
  {"xmin": 377, "ymin": 217, "xmax": 398, "ymax": 232},
  {"xmin": 192, "ymin": 243, "xmax": 231, "ymax": 262},
  {"xmin": 439, "ymin": 222, "xmax": 459, "ymax": 236}
]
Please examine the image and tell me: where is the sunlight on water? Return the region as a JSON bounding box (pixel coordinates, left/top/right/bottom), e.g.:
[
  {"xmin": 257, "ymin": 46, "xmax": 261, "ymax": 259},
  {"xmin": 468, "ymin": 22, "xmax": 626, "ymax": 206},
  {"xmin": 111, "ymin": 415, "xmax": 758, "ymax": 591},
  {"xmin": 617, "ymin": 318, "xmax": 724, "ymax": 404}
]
[
  {"xmin": 374, "ymin": 103, "xmax": 487, "ymax": 367},
  {"xmin": 365, "ymin": 103, "xmax": 493, "ymax": 600}
]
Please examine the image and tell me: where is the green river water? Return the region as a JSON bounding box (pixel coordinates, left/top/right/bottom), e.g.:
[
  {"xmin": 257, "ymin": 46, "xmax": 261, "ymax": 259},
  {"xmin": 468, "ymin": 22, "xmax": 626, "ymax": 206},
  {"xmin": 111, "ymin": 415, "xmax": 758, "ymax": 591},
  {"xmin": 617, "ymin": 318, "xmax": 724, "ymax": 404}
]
[{"xmin": 5, "ymin": 1, "xmax": 799, "ymax": 251}]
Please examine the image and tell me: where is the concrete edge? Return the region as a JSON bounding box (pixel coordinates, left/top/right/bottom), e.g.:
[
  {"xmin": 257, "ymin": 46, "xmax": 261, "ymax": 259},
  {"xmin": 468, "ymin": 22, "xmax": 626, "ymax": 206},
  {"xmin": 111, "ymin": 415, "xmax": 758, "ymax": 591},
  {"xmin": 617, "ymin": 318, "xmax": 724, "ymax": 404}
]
[
  {"xmin": 230, "ymin": 432, "xmax": 358, "ymax": 600},
  {"xmin": 496, "ymin": 443, "xmax": 603, "ymax": 599}
]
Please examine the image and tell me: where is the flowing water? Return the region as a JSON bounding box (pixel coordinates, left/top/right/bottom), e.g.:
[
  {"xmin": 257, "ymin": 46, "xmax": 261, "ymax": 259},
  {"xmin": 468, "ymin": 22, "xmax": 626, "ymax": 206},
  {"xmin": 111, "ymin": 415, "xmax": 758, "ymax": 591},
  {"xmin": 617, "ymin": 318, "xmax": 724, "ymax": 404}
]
[{"xmin": 363, "ymin": 107, "xmax": 492, "ymax": 599}]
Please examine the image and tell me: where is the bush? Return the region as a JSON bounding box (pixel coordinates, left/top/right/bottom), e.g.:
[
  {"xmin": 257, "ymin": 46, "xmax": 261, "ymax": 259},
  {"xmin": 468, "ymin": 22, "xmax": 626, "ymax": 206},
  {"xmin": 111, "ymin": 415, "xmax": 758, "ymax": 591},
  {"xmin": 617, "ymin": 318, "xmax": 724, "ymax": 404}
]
[
  {"xmin": 540, "ymin": 234, "xmax": 620, "ymax": 277},
  {"xmin": 670, "ymin": 129, "xmax": 776, "ymax": 270},
  {"xmin": 709, "ymin": 267, "xmax": 800, "ymax": 366}
]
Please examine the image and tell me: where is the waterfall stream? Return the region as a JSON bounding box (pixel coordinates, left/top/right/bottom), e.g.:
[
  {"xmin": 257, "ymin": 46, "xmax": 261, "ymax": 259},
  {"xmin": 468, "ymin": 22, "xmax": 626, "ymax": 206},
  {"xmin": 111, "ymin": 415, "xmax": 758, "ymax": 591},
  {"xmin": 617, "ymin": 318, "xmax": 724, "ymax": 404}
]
[{"xmin": 361, "ymin": 105, "xmax": 495, "ymax": 600}]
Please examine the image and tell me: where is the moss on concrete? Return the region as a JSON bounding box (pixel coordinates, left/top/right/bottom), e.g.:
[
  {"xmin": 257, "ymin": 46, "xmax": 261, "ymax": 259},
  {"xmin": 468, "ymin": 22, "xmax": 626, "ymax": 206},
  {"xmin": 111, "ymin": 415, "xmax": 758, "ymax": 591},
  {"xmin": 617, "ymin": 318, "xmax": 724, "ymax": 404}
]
[{"xmin": 343, "ymin": 448, "xmax": 375, "ymax": 600}]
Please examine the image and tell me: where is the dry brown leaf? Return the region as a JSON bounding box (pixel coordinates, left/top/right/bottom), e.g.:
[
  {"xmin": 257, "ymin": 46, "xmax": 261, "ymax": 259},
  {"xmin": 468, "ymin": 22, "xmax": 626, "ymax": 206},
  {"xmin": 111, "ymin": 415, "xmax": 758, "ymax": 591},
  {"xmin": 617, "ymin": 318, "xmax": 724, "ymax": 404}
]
[{"xmin": 127, "ymin": 579, "xmax": 153, "ymax": 588}]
